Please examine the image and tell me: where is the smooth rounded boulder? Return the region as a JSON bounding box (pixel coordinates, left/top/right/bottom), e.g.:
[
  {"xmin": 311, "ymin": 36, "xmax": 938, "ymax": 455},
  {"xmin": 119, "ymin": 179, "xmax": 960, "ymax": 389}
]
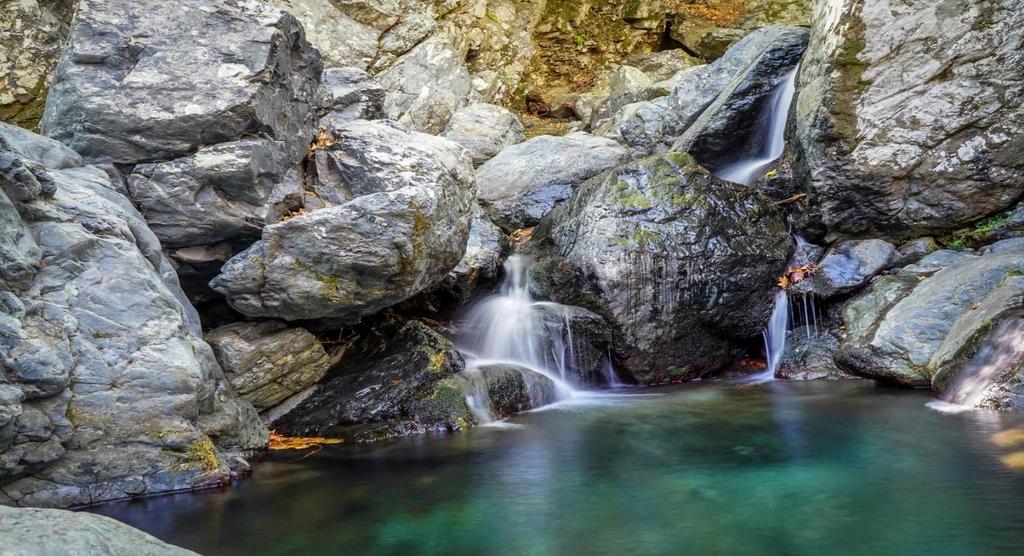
[{"xmin": 476, "ymin": 132, "xmax": 629, "ymax": 232}]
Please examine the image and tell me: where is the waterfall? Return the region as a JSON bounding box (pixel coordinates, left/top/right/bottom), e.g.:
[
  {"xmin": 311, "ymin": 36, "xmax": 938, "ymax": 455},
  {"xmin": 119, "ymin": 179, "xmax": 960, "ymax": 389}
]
[
  {"xmin": 457, "ymin": 256, "xmax": 577, "ymax": 419},
  {"xmin": 756, "ymin": 289, "xmax": 789, "ymax": 381},
  {"xmin": 601, "ymin": 350, "xmax": 627, "ymax": 388},
  {"xmin": 714, "ymin": 67, "xmax": 799, "ymax": 186}
]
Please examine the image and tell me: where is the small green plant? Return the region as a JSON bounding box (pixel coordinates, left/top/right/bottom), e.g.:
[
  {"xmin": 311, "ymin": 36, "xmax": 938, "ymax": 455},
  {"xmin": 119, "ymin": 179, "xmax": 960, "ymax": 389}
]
[
  {"xmin": 946, "ymin": 236, "xmax": 969, "ymax": 251},
  {"xmin": 972, "ymin": 211, "xmax": 1009, "ymax": 235},
  {"xmin": 573, "ymin": 33, "xmax": 586, "ymax": 48},
  {"xmin": 486, "ymin": 11, "xmax": 500, "ymax": 24}
]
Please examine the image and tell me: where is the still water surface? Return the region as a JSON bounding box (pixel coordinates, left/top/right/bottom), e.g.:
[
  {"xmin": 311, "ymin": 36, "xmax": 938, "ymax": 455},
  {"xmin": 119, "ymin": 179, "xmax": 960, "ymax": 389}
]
[{"xmin": 93, "ymin": 381, "xmax": 1024, "ymax": 555}]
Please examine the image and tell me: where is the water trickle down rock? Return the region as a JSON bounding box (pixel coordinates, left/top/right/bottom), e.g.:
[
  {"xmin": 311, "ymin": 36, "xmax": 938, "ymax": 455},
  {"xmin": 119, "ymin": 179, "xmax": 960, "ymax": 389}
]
[{"xmin": 524, "ymin": 152, "xmax": 791, "ymax": 383}]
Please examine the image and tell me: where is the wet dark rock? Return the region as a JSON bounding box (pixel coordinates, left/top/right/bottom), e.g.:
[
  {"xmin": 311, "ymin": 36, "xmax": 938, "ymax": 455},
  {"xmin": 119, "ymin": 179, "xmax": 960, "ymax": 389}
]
[
  {"xmin": 533, "ymin": 303, "xmax": 614, "ymax": 387},
  {"xmin": 793, "ymin": 0, "xmax": 1024, "ymax": 240},
  {"xmin": 777, "ymin": 328, "xmax": 854, "ymax": 380},
  {"xmin": 476, "ymin": 132, "xmax": 628, "ymax": 232},
  {"xmin": 273, "ymin": 321, "xmax": 474, "ymax": 442},
  {"xmin": 791, "ymin": 239, "xmax": 896, "ymax": 298},
  {"xmin": 525, "ymin": 152, "xmax": 791, "ymax": 383},
  {"xmin": 672, "ymin": 27, "xmax": 809, "ymax": 173},
  {"xmin": 453, "ymin": 364, "xmax": 560, "ymax": 421},
  {"xmin": 601, "ymin": 26, "xmax": 811, "ymax": 159}
]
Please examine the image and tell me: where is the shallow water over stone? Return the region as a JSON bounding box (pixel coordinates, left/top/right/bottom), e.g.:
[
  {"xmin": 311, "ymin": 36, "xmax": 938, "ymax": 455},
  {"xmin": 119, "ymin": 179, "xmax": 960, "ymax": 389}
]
[{"xmin": 92, "ymin": 382, "xmax": 1024, "ymax": 555}]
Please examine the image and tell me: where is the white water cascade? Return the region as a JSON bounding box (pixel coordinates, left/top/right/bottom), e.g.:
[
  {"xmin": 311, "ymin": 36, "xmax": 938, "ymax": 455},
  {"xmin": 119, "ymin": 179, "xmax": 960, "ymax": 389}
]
[
  {"xmin": 756, "ymin": 235, "xmax": 821, "ymax": 381},
  {"xmin": 757, "ymin": 290, "xmax": 790, "ymax": 381},
  {"xmin": 456, "ymin": 256, "xmax": 579, "ymax": 419},
  {"xmin": 714, "ymin": 67, "xmax": 799, "ymax": 186}
]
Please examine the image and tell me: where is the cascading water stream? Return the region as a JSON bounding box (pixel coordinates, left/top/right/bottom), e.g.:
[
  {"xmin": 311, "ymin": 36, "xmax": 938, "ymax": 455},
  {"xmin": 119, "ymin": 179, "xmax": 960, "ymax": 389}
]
[
  {"xmin": 757, "ymin": 290, "xmax": 790, "ymax": 381},
  {"xmin": 714, "ymin": 67, "xmax": 799, "ymax": 186},
  {"xmin": 456, "ymin": 256, "xmax": 580, "ymax": 420},
  {"xmin": 934, "ymin": 314, "xmax": 1024, "ymax": 410}
]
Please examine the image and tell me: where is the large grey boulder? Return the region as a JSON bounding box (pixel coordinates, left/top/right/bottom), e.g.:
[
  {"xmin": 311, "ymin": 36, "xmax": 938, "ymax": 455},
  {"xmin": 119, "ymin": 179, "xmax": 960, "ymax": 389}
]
[
  {"xmin": 0, "ymin": 506, "xmax": 195, "ymax": 555},
  {"xmin": 442, "ymin": 103, "xmax": 525, "ymax": 166},
  {"xmin": 273, "ymin": 321, "xmax": 475, "ymax": 442},
  {"xmin": 416, "ymin": 206, "xmax": 506, "ymax": 309},
  {"xmin": 476, "ymin": 132, "xmax": 629, "ymax": 232},
  {"xmin": 793, "ymin": 0, "xmax": 1024, "ymax": 240},
  {"xmin": 206, "ymin": 321, "xmax": 330, "ymax": 413},
  {"xmin": 377, "ymin": 35, "xmax": 471, "ymax": 134},
  {"xmin": 525, "ymin": 152, "xmax": 791, "ymax": 383},
  {"xmin": 791, "ymin": 239, "xmax": 896, "ymax": 298},
  {"xmin": 600, "ymin": 25, "xmax": 811, "ymax": 158},
  {"xmin": 40, "ymin": 0, "xmax": 322, "ymax": 165},
  {"xmin": 837, "ymin": 244, "xmax": 1024, "ymax": 392},
  {"xmin": 0, "ymin": 123, "xmax": 266, "ymax": 508},
  {"xmin": 211, "ymin": 120, "xmax": 476, "ymax": 321}
]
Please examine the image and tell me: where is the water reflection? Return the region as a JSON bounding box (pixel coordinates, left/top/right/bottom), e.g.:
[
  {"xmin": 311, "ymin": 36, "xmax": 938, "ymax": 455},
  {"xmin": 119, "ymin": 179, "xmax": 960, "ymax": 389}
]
[{"xmin": 92, "ymin": 381, "xmax": 1024, "ymax": 556}]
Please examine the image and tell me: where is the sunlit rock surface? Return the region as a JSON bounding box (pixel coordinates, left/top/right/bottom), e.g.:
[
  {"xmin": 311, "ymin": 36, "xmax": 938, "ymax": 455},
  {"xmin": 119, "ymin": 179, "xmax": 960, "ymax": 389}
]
[
  {"xmin": 0, "ymin": 506, "xmax": 196, "ymax": 555},
  {"xmin": 206, "ymin": 321, "xmax": 330, "ymax": 413},
  {"xmin": 442, "ymin": 103, "xmax": 526, "ymax": 166},
  {"xmin": 793, "ymin": 0, "xmax": 1024, "ymax": 239},
  {"xmin": 838, "ymin": 243, "xmax": 1024, "ymax": 393},
  {"xmin": 477, "ymin": 132, "xmax": 628, "ymax": 232}
]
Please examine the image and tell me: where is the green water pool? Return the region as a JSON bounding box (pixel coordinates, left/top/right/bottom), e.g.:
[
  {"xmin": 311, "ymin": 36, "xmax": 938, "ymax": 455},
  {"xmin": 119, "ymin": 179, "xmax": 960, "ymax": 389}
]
[{"xmin": 92, "ymin": 381, "xmax": 1024, "ymax": 555}]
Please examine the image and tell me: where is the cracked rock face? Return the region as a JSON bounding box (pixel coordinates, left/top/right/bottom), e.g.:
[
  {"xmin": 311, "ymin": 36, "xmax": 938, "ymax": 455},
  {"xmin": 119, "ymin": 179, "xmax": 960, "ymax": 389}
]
[
  {"xmin": 40, "ymin": 0, "xmax": 322, "ymax": 166},
  {"xmin": 0, "ymin": 0, "xmax": 74, "ymax": 130},
  {"xmin": 0, "ymin": 123, "xmax": 266, "ymax": 508},
  {"xmin": 206, "ymin": 321, "xmax": 330, "ymax": 413},
  {"xmin": 211, "ymin": 120, "xmax": 476, "ymax": 322},
  {"xmin": 794, "ymin": 0, "xmax": 1024, "ymax": 240}
]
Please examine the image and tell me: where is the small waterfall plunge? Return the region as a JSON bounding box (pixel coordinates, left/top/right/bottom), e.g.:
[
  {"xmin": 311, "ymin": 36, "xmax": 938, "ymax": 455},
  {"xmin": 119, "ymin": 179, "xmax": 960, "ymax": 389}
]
[
  {"xmin": 756, "ymin": 234, "xmax": 823, "ymax": 381},
  {"xmin": 714, "ymin": 67, "xmax": 798, "ymax": 186},
  {"xmin": 456, "ymin": 256, "xmax": 585, "ymax": 421}
]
